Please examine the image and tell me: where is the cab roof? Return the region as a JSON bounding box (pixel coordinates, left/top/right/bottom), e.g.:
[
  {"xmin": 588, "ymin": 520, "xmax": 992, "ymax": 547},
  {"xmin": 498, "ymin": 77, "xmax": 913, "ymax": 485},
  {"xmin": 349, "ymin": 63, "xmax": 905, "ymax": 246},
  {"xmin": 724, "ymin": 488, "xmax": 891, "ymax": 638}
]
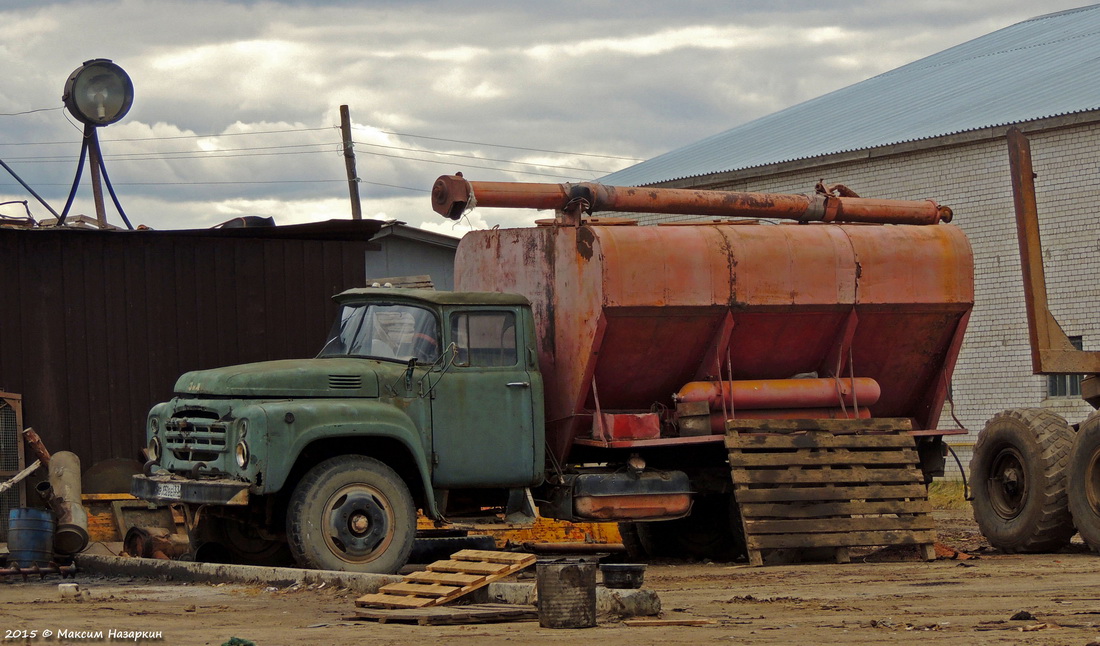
[{"xmin": 334, "ymin": 287, "xmax": 530, "ymax": 307}]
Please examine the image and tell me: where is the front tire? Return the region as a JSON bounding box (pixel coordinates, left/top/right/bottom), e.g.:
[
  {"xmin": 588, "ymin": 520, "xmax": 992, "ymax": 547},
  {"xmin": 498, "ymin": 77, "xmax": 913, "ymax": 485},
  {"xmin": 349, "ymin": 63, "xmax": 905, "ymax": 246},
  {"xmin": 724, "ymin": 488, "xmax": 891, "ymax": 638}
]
[
  {"xmin": 1069, "ymin": 411, "xmax": 1100, "ymax": 551},
  {"xmin": 286, "ymin": 455, "xmax": 415, "ymax": 573},
  {"xmin": 970, "ymin": 408, "xmax": 1075, "ymax": 553}
]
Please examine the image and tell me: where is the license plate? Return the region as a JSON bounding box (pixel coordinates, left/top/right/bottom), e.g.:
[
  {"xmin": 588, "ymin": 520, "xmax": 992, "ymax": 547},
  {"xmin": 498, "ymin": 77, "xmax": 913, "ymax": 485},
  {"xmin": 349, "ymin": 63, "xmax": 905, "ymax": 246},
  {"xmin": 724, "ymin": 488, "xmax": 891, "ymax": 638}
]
[{"xmin": 155, "ymin": 482, "xmax": 182, "ymax": 500}]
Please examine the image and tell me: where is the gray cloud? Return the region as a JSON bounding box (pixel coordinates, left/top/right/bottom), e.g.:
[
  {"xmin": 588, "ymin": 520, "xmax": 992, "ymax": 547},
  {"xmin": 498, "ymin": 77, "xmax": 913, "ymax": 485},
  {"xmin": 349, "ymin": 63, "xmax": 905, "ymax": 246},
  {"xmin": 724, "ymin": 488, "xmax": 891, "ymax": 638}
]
[{"xmin": 0, "ymin": 0, "xmax": 1089, "ymax": 233}]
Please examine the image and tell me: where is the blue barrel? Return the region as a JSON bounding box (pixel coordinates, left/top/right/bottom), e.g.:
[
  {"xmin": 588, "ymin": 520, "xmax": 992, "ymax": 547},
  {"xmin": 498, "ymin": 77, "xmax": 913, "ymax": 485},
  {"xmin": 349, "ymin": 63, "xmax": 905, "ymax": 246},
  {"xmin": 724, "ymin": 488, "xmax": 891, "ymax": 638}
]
[{"xmin": 7, "ymin": 508, "xmax": 55, "ymax": 567}]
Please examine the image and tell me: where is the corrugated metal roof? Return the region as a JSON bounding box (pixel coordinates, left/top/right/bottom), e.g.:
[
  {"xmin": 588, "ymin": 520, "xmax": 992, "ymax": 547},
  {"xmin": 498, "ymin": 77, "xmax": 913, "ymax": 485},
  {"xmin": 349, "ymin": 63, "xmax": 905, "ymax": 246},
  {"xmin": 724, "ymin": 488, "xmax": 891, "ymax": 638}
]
[{"xmin": 602, "ymin": 5, "xmax": 1100, "ymax": 186}]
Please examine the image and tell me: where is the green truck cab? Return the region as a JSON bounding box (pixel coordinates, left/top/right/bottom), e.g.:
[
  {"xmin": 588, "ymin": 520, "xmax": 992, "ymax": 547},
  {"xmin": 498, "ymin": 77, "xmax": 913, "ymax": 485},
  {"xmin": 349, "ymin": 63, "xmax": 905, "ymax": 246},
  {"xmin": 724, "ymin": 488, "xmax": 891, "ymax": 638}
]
[{"xmin": 131, "ymin": 288, "xmax": 544, "ymax": 573}]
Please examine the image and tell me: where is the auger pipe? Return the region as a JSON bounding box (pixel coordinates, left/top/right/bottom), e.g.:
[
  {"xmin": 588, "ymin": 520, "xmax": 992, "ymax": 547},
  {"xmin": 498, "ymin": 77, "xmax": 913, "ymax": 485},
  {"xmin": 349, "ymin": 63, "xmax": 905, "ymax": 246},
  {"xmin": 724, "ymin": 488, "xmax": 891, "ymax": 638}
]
[{"xmin": 431, "ymin": 175, "xmax": 952, "ymax": 225}]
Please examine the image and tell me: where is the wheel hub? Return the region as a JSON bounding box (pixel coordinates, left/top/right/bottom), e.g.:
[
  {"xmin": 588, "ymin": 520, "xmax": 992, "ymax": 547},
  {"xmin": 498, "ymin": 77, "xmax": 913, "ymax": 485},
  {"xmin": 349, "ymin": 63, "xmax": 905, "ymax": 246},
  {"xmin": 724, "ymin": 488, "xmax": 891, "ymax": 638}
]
[
  {"xmin": 1086, "ymin": 448, "xmax": 1100, "ymax": 514},
  {"xmin": 989, "ymin": 446, "xmax": 1028, "ymax": 519},
  {"xmin": 324, "ymin": 486, "xmax": 393, "ymax": 563}
]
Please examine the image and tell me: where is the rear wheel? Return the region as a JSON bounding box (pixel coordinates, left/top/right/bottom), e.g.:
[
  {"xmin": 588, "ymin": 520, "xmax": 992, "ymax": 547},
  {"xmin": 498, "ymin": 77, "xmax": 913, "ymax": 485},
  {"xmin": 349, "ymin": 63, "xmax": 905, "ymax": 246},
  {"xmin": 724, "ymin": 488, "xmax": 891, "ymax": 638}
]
[
  {"xmin": 620, "ymin": 493, "xmax": 746, "ymax": 562},
  {"xmin": 970, "ymin": 408, "xmax": 1075, "ymax": 553},
  {"xmin": 196, "ymin": 515, "xmax": 293, "ymax": 566},
  {"xmin": 286, "ymin": 455, "xmax": 415, "ymax": 573},
  {"xmin": 1069, "ymin": 411, "xmax": 1100, "ymax": 551}
]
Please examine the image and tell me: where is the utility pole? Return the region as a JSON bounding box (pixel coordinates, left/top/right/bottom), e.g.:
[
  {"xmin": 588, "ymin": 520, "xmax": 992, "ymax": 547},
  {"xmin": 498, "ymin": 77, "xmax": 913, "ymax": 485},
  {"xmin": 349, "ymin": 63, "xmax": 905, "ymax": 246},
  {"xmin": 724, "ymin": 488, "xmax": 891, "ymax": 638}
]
[{"xmin": 340, "ymin": 105, "xmax": 362, "ymax": 220}]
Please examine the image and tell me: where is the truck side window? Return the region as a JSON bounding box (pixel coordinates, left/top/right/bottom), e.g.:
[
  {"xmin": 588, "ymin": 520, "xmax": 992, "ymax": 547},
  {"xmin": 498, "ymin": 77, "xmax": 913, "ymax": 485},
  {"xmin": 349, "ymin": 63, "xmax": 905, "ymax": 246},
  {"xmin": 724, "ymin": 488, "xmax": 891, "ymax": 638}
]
[{"xmin": 450, "ymin": 312, "xmax": 517, "ymax": 367}]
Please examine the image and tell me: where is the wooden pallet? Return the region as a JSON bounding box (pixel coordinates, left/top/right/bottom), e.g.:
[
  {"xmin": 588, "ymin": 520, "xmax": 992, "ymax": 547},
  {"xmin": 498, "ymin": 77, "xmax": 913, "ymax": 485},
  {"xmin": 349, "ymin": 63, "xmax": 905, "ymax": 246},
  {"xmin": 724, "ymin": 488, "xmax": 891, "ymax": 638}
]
[
  {"xmin": 356, "ymin": 550, "xmax": 535, "ymax": 609},
  {"xmin": 350, "ymin": 603, "xmax": 537, "ymax": 625},
  {"xmin": 725, "ymin": 419, "xmax": 936, "ymax": 566}
]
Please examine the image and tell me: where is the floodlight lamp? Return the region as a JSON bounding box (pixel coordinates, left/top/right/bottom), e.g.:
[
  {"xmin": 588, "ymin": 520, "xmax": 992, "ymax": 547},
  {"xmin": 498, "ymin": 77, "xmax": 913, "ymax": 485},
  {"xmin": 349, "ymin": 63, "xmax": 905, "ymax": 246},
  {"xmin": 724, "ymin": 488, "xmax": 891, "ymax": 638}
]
[{"xmin": 62, "ymin": 59, "xmax": 134, "ymax": 126}]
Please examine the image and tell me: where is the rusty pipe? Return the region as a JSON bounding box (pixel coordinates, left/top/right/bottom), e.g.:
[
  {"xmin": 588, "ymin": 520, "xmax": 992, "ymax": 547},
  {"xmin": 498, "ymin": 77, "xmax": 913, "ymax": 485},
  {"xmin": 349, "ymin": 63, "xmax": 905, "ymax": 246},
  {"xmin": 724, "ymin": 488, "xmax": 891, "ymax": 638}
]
[
  {"xmin": 41, "ymin": 452, "xmax": 89, "ymax": 555},
  {"xmin": 674, "ymin": 378, "xmax": 881, "ymax": 411},
  {"xmin": 22, "ymin": 428, "xmax": 50, "ymax": 466},
  {"xmin": 432, "ymin": 175, "xmax": 952, "ymax": 225}
]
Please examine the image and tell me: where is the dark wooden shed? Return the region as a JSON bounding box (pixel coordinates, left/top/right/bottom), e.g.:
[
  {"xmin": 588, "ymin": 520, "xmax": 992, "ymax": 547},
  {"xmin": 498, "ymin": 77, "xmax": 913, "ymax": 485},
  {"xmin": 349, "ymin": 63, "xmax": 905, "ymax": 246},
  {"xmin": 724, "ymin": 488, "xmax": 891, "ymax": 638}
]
[{"xmin": 0, "ymin": 219, "xmax": 384, "ymax": 472}]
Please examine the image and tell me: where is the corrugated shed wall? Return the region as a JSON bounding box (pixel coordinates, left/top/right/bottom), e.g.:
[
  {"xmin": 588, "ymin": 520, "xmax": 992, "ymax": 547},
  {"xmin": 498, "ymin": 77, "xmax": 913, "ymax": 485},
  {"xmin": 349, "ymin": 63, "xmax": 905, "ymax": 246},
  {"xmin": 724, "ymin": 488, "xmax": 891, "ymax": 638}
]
[{"xmin": 0, "ymin": 222, "xmax": 381, "ymax": 469}]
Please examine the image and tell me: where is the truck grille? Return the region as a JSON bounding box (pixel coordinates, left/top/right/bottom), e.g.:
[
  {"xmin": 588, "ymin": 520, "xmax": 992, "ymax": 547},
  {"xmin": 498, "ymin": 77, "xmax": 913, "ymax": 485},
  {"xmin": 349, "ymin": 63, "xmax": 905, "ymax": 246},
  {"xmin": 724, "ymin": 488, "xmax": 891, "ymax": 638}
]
[{"xmin": 165, "ymin": 416, "xmax": 228, "ymax": 462}]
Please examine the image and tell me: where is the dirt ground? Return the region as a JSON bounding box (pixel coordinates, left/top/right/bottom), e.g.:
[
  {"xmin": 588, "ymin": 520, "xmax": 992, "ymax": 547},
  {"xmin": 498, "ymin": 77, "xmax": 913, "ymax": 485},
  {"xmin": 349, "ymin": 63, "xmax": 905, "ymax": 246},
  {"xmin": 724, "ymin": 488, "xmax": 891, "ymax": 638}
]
[{"xmin": 3, "ymin": 509, "xmax": 1100, "ymax": 646}]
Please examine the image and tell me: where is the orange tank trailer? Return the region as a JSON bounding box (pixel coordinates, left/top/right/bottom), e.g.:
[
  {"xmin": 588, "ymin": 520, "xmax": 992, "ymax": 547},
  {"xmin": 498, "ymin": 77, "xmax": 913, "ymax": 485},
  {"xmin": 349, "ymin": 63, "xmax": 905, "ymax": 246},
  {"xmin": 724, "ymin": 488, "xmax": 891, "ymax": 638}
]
[
  {"xmin": 448, "ymin": 189, "xmax": 973, "ymax": 462},
  {"xmin": 436, "ymin": 175, "xmax": 974, "ymax": 559}
]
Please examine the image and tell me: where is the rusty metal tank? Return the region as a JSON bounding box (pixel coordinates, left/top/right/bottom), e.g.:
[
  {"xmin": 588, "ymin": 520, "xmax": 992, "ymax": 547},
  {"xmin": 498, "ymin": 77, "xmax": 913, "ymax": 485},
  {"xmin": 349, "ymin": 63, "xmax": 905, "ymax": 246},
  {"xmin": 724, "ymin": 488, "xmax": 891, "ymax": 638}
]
[{"xmin": 446, "ymin": 179, "xmax": 974, "ymax": 464}]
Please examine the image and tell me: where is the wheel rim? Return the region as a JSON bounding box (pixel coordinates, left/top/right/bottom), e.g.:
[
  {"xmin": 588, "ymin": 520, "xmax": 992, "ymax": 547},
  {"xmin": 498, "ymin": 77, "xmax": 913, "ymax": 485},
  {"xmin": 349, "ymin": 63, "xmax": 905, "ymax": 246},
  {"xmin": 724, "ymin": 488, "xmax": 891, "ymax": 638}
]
[
  {"xmin": 988, "ymin": 445, "xmax": 1028, "ymax": 519},
  {"xmin": 222, "ymin": 520, "xmax": 284, "ymax": 559},
  {"xmin": 323, "ymin": 484, "xmax": 394, "ymax": 564},
  {"xmin": 1085, "ymin": 446, "xmax": 1100, "ymax": 516}
]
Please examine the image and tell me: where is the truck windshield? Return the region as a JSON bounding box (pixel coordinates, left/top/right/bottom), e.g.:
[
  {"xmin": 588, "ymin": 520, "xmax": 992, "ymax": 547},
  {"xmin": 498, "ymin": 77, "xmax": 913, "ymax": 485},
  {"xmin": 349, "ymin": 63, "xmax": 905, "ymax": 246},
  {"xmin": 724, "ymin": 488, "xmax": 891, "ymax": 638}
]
[{"xmin": 319, "ymin": 303, "xmax": 440, "ymax": 363}]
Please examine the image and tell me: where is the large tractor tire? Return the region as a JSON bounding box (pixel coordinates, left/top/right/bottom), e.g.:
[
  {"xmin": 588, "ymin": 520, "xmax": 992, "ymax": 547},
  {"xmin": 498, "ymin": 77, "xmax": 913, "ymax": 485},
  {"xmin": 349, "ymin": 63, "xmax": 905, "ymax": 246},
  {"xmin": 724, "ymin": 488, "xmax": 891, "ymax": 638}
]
[
  {"xmin": 970, "ymin": 408, "xmax": 1076, "ymax": 553},
  {"xmin": 619, "ymin": 493, "xmax": 746, "ymax": 562},
  {"xmin": 1068, "ymin": 411, "xmax": 1100, "ymax": 552},
  {"xmin": 286, "ymin": 455, "xmax": 415, "ymax": 573}
]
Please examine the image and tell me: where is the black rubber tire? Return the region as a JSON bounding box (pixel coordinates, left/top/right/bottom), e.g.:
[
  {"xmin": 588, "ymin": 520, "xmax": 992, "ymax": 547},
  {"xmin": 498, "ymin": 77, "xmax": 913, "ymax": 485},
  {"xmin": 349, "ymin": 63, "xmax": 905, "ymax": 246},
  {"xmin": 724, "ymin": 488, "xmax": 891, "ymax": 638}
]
[
  {"xmin": 196, "ymin": 515, "xmax": 294, "ymax": 566},
  {"xmin": 286, "ymin": 455, "xmax": 415, "ymax": 573},
  {"xmin": 1068, "ymin": 411, "xmax": 1100, "ymax": 552},
  {"xmin": 623, "ymin": 493, "xmax": 747, "ymax": 562},
  {"xmin": 970, "ymin": 408, "xmax": 1076, "ymax": 553}
]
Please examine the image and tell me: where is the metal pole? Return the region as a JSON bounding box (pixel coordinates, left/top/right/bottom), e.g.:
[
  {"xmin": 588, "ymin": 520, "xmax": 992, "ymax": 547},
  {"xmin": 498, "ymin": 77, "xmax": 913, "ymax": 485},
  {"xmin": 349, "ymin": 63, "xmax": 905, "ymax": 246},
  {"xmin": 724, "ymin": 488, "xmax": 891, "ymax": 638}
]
[
  {"xmin": 85, "ymin": 126, "xmax": 108, "ymax": 228},
  {"xmin": 340, "ymin": 105, "xmax": 362, "ymax": 220}
]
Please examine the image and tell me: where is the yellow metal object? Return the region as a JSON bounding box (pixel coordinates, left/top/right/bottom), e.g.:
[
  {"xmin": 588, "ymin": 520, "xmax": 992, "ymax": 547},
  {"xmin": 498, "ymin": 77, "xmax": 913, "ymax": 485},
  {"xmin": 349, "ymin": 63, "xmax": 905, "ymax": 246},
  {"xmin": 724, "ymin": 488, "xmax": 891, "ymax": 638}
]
[{"xmin": 417, "ymin": 513, "xmax": 621, "ymax": 546}]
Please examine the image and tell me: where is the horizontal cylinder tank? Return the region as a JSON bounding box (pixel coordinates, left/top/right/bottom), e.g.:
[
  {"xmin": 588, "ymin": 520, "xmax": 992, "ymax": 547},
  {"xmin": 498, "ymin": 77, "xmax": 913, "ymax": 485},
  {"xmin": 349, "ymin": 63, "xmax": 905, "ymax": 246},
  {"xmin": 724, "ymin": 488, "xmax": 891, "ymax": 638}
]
[
  {"xmin": 675, "ymin": 377, "xmax": 881, "ymax": 411},
  {"xmin": 454, "ymin": 221, "xmax": 973, "ymax": 463}
]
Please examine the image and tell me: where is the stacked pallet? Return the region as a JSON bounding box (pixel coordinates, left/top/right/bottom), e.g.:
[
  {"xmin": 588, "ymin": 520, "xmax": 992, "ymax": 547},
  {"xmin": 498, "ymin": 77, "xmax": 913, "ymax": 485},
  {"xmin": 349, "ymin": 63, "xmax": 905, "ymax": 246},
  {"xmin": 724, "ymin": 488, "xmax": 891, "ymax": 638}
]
[
  {"xmin": 356, "ymin": 550, "xmax": 535, "ymax": 609},
  {"xmin": 725, "ymin": 418, "xmax": 936, "ymax": 566},
  {"xmin": 365, "ymin": 274, "xmax": 434, "ymax": 289}
]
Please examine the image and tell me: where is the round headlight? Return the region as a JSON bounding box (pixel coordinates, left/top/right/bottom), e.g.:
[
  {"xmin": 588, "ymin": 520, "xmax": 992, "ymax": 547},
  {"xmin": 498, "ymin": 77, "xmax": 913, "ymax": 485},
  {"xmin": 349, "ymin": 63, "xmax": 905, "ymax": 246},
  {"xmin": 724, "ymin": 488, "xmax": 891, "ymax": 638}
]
[
  {"xmin": 148, "ymin": 436, "xmax": 161, "ymax": 462},
  {"xmin": 235, "ymin": 440, "xmax": 250, "ymax": 469}
]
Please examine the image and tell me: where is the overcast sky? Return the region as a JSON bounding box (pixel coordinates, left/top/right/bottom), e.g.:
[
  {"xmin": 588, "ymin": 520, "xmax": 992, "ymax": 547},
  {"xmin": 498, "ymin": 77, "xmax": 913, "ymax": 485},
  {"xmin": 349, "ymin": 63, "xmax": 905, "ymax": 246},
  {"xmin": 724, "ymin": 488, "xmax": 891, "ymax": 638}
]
[{"xmin": 0, "ymin": 1, "xmax": 1090, "ymax": 236}]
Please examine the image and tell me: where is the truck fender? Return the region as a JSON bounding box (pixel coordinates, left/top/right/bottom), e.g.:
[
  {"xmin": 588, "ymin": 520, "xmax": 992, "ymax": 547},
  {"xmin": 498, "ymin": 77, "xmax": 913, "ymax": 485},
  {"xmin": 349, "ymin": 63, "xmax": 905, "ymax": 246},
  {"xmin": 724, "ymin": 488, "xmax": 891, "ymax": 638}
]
[{"xmin": 257, "ymin": 401, "xmax": 440, "ymax": 518}]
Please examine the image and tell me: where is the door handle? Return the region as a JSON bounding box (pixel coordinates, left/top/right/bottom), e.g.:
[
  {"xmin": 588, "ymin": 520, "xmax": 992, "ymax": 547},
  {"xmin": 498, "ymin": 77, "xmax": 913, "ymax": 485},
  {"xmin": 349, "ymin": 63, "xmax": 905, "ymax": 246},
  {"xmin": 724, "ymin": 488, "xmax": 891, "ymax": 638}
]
[{"xmin": 506, "ymin": 382, "xmax": 530, "ymax": 388}]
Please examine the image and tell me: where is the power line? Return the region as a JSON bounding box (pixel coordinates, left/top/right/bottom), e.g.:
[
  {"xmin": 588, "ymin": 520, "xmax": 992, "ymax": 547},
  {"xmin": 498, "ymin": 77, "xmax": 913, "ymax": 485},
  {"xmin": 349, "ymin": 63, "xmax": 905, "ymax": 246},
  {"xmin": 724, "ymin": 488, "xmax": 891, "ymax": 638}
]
[
  {"xmin": 353, "ymin": 139, "xmax": 615, "ymax": 174},
  {"xmin": 0, "ymin": 125, "xmax": 335, "ymax": 147},
  {"xmin": 0, "ymin": 178, "xmax": 430, "ymax": 192},
  {"xmin": 2, "ymin": 143, "xmax": 336, "ymax": 163},
  {"xmin": 2, "ymin": 123, "xmax": 643, "ymax": 167},
  {"xmin": 2, "ymin": 144, "xmax": 600, "ymax": 180},
  {"xmin": 365, "ymin": 126, "xmax": 644, "ymax": 162},
  {"xmin": 0, "ymin": 106, "xmax": 64, "ymax": 117}
]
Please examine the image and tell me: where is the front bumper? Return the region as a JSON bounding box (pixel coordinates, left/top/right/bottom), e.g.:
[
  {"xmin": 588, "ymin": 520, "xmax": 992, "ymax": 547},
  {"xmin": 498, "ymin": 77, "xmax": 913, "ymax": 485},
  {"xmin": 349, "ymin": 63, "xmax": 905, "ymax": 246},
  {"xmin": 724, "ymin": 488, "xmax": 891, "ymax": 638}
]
[{"xmin": 131, "ymin": 473, "xmax": 250, "ymax": 506}]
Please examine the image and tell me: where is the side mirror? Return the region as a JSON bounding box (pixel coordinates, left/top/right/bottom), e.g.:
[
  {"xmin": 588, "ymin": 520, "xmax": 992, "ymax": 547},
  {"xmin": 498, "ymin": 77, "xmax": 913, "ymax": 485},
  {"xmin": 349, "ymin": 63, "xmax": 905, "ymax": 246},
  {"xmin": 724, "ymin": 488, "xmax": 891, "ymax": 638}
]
[{"xmin": 404, "ymin": 357, "xmax": 417, "ymax": 390}]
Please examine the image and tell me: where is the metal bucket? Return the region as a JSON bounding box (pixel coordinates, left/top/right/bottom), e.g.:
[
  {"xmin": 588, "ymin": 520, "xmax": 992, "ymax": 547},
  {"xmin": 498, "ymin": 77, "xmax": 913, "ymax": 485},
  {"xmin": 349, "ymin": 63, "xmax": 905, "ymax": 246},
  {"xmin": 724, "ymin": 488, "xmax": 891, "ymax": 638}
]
[
  {"xmin": 536, "ymin": 558, "xmax": 597, "ymax": 629},
  {"xmin": 600, "ymin": 563, "xmax": 646, "ymax": 589},
  {"xmin": 7, "ymin": 508, "xmax": 55, "ymax": 567}
]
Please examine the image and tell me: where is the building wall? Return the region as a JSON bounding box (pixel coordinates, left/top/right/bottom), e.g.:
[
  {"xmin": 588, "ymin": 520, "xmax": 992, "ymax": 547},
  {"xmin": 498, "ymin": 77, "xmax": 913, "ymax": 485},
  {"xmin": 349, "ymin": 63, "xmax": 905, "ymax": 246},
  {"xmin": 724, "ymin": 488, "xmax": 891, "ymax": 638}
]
[
  {"xmin": 642, "ymin": 120, "xmax": 1100, "ymax": 477},
  {"xmin": 364, "ymin": 235, "xmax": 457, "ymax": 290},
  {"xmin": 0, "ymin": 225, "xmax": 380, "ymax": 471}
]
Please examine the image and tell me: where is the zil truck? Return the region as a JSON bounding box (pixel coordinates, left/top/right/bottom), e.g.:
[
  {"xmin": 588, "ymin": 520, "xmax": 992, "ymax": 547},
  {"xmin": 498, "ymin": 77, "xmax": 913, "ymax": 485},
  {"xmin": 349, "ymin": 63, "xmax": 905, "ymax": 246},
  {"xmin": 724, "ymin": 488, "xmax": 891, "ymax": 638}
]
[{"xmin": 132, "ymin": 175, "xmax": 974, "ymax": 573}]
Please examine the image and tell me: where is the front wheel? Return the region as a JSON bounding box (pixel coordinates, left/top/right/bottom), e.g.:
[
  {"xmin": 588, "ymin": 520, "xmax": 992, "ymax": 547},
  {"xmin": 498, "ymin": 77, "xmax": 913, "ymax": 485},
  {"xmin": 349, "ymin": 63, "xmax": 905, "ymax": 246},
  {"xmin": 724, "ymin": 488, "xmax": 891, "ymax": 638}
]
[
  {"xmin": 286, "ymin": 455, "xmax": 415, "ymax": 573},
  {"xmin": 1069, "ymin": 411, "xmax": 1100, "ymax": 551},
  {"xmin": 970, "ymin": 408, "xmax": 1075, "ymax": 553}
]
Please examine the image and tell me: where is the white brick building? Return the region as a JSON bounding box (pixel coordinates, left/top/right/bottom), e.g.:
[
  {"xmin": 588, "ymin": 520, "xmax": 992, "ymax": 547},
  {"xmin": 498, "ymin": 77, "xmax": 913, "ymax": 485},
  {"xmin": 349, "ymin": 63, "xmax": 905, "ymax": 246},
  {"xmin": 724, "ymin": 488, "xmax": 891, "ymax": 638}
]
[{"xmin": 602, "ymin": 7, "xmax": 1100, "ymax": 477}]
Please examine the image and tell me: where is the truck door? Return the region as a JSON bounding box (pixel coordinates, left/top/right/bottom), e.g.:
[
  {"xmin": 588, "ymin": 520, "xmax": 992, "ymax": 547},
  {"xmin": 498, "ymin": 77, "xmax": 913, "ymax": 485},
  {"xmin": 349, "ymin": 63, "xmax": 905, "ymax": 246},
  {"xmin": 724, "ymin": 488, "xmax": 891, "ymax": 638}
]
[{"xmin": 430, "ymin": 308, "xmax": 540, "ymax": 488}]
